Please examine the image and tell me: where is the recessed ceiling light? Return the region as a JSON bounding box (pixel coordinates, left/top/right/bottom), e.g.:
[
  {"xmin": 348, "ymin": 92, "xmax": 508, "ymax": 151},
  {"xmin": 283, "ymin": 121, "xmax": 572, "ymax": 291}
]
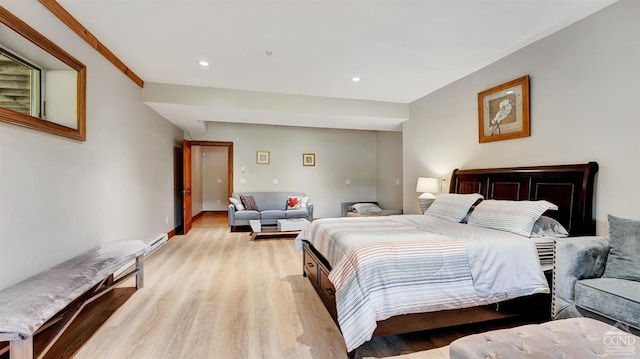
[
  {"xmin": 198, "ymin": 60, "xmax": 210, "ymax": 67},
  {"xmin": 352, "ymin": 77, "xmax": 361, "ymax": 82}
]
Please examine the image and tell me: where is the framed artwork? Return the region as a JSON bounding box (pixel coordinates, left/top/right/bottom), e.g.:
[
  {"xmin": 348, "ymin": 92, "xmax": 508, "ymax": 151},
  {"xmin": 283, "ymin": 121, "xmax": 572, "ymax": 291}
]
[
  {"xmin": 478, "ymin": 75, "xmax": 530, "ymax": 143},
  {"xmin": 302, "ymin": 153, "xmax": 315, "ymax": 166},
  {"xmin": 256, "ymin": 150, "xmax": 270, "ymax": 164}
]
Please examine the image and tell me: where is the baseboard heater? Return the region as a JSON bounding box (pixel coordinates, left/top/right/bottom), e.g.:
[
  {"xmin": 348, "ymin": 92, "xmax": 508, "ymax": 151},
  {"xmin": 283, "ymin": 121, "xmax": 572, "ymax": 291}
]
[
  {"xmin": 113, "ymin": 233, "xmax": 168, "ymax": 277},
  {"xmin": 146, "ymin": 233, "xmax": 168, "ymax": 255}
]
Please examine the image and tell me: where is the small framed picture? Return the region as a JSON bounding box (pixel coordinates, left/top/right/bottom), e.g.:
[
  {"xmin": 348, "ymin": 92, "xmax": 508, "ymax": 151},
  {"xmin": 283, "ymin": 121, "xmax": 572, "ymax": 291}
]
[
  {"xmin": 256, "ymin": 150, "xmax": 270, "ymax": 165},
  {"xmin": 302, "ymin": 153, "xmax": 315, "ymax": 166},
  {"xmin": 478, "ymin": 75, "xmax": 530, "ymax": 143}
]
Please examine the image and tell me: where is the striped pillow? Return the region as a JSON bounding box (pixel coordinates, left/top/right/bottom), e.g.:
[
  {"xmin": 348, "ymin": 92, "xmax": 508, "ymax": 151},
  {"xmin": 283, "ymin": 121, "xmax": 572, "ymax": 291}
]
[
  {"xmin": 467, "ymin": 200, "xmax": 558, "ymax": 237},
  {"xmin": 424, "ymin": 193, "xmax": 484, "ymax": 222},
  {"xmin": 240, "ymin": 195, "xmax": 259, "ymax": 211}
]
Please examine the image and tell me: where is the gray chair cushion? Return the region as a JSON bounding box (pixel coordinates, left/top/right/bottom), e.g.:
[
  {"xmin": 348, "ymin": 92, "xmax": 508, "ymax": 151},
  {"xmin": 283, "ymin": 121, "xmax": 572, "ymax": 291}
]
[
  {"xmin": 285, "ymin": 209, "xmax": 309, "ymax": 219},
  {"xmin": 604, "ymin": 214, "xmax": 640, "ymax": 281},
  {"xmin": 260, "ymin": 210, "xmax": 286, "ymax": 219},
  {"xmin": 575, "ymin": 278, "xmax": 640, "ymax": 330},
  {"xmin": 234, "ymin": 210, "xmax": 260, "ymax": 220}
]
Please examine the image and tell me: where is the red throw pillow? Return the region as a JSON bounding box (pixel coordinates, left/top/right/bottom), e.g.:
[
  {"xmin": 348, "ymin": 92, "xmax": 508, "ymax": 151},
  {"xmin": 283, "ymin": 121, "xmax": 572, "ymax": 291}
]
[{"xmin": 287, "ymin": 196, "xmax": 301, "ymax": 209}]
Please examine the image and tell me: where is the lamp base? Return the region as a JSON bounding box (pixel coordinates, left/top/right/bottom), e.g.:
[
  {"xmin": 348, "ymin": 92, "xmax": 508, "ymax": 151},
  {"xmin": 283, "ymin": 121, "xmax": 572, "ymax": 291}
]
[{"xmin": 418, "ymin": 197, "xmax": 436, "ymax": 214}]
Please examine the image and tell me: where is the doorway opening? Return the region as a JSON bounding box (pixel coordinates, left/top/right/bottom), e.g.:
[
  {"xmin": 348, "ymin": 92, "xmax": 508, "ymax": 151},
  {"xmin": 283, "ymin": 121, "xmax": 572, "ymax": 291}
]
[{"xmin": 178, "ymin": 141, "xmax": 233, "ymax": 235}]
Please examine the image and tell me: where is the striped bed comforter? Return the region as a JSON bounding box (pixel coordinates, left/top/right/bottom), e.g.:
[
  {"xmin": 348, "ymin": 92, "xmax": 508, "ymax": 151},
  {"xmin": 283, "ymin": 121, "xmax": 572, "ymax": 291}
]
[{"xmin": 296, "ymin": 215, "xmax": 550, "ymax": 352}]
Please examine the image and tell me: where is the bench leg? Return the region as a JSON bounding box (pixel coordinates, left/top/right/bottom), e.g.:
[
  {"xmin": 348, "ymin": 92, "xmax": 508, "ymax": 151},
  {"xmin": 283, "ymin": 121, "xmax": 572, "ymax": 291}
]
[
  {"xmin": 10, "ymin": 337, "xmax": 33, "ymax": 359},
  {"xmin": 135, "ymin": 256, "xmax": 144, "ymax": 289}
]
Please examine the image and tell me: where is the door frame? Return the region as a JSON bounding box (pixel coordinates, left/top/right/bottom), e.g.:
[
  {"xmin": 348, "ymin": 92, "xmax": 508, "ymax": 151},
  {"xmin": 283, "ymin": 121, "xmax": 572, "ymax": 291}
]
[
  {"xmin": 183, "ymin": 140, "xmax": 192, "ymax": 234},
  {"xmin": 182, "ymin": 141, "xmax": 234, "ymax": 234}
]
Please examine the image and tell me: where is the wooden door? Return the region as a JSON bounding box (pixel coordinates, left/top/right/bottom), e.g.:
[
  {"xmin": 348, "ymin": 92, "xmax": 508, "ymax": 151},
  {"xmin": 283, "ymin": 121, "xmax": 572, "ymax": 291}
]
[{"xmin": 183, "ymin": 140, "xmax": 193, "ymax": 234}]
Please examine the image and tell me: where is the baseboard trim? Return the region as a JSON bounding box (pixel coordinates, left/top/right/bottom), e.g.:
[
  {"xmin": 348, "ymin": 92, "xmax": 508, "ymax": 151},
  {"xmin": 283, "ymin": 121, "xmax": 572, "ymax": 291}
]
[{"xmin": 192, "ymin": 211, "xmax": 205, "ymax": 221}]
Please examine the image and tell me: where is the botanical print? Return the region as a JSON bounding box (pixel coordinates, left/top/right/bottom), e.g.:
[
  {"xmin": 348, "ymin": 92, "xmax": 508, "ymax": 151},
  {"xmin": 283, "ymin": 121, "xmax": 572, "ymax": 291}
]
[
  {"xmin": 478, "ymin": 75, "xmax": 529, "ymax": 143},
  {"xmin": 489, "ymin": 95, "xmax": 515, "ymax": 135}
]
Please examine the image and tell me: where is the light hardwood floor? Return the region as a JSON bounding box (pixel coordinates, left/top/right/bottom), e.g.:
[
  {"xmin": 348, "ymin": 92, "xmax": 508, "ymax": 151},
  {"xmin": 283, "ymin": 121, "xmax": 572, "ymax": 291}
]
[{"xmin": 14, "ymin": 212, "xmax": 538, "ymax": 359}]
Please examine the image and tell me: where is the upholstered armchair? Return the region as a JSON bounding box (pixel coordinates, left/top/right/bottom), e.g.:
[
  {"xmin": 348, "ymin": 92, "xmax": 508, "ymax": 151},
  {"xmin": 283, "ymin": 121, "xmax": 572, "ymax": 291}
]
[{"xmin": 553, "ymin": 215, "xmax": 640, "ymax": 333}]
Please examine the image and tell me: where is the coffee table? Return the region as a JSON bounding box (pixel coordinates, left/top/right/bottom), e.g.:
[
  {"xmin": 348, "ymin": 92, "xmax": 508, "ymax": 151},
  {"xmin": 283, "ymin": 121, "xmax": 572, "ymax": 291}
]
[{"xmin": 249, "ymin": 218, "xmax": 310, "ymax": 240}]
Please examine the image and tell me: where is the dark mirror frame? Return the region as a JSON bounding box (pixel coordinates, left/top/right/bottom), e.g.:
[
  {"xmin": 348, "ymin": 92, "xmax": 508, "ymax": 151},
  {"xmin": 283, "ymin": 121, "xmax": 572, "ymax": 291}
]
[{"xmin": 0, "ymin": 6, "xmax": 86, "ymax": 141}]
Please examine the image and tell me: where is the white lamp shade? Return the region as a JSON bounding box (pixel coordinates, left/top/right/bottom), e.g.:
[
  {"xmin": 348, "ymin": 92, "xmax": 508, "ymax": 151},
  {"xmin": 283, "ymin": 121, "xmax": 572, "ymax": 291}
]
[{"xmin": 416, "ymin": 177, "xmax": 439, "ymax": 194}]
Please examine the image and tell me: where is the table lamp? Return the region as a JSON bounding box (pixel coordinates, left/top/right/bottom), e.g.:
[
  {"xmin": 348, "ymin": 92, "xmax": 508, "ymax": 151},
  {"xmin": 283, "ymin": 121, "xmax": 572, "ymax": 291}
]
[{"xmin": 416, "ymin": 177, "xmax": 439, "ymax": 213}]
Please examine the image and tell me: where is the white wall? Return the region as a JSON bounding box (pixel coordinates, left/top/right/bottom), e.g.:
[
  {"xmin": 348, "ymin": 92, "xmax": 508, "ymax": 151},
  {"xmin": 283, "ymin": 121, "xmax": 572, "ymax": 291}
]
[
  {"xmin": 191, "ymin": 145, "xmax": 203, "ymax": 216},
  {"xmin": 191, "ymin": 122, "xmax": 395, "ymax": 218},
  {"xmin": 202, "ymin": 146, "xmax": 229, "ymax": 211},
  {"xmin": 376, "ymin": 132, "xmax": 403, "ymax": 210},
  {"xmin": 404, "ymin": 0, "xmax": 639, "ymax": 235},
  {"xmin": 0, "ymin": 4, "xmax": 183, "ymax": 289}
]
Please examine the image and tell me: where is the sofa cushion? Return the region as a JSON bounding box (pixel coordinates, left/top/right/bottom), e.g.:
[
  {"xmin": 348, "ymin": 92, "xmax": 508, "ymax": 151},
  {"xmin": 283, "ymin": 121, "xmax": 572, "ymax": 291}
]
[
  {"xmin": 285, "ymin": 209, "xmax": 309, "ymax": 219},
  {"xmin": 575, "ymin": 278, "xmax": 640, "ymax": 330},
  {"xmin": 603, "ymin": 214, "xmax": 640, "ymax": 281},
  {"xmin": 260, "ymin": 210, "xmax": 286, "ymax": 220},
  {"xmin": 234, "ymin": 210, "xmax": 260, "ymax": 220}
]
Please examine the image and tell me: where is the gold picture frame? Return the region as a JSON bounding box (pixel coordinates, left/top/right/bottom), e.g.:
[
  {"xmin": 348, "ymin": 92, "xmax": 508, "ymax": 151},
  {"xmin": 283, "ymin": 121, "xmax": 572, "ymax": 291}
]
[
  {"xmin": 302, "ymin": 153, "xmax": 315, "ymax": 166},
  {"xmin": 256, "ymin": 150, "xmax": 270, "ymax": 164},
  {"xmin": 478, "ymin": 75, "xmax": 530, "ymax": 143}
]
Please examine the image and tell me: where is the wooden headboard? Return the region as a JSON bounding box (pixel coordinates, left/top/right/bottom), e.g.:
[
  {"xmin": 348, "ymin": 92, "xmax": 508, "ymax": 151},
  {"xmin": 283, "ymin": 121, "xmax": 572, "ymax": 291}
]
[{"xmin": 450, "ymin": 162, "xmax": 598, "ymax": 236}]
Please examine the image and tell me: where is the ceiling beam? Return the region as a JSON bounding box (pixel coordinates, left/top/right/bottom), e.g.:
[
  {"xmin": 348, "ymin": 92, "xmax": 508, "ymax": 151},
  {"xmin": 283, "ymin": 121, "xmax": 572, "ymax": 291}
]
[{"xmin": 38, "ymin": 0, "xmax": 144, "ymax": 88}]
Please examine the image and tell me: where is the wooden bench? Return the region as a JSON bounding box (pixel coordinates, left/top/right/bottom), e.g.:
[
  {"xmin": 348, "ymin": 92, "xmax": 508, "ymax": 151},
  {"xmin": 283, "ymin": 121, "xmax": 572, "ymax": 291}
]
[{"xmin": 0, "ymin": 240, "xmax": 149, "ymax": 359}]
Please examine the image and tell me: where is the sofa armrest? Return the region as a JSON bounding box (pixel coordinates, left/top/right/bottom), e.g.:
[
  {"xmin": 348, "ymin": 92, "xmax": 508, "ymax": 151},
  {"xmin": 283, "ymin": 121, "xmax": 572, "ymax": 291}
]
[
  {"xmin": 307, "ymin": 204, "xmax": 314, "ymax": 220},
  {"xmin": 553, "ymin": 236, "xmax": 609, "ymax": 319},
  {"xmin": 228, "ymin": 204, "xmax": 236, "ymax": 226}
]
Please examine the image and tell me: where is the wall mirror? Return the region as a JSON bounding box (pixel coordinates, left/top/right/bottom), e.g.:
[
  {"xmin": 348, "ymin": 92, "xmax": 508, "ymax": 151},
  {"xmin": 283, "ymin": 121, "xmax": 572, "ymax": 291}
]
[{"xmin": 0, "ymin": 7, "xmax": 86, "ymax": 141}]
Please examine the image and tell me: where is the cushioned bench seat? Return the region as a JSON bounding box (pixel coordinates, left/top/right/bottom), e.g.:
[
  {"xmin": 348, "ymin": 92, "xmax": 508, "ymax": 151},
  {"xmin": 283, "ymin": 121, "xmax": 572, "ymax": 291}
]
[
  {"xmin": 449, "ymin": 318, "xmax": 639, "ymax": 358},
  {"xmin": 0, "ymin": 240, "xmax": 149, "ymax": 359}
]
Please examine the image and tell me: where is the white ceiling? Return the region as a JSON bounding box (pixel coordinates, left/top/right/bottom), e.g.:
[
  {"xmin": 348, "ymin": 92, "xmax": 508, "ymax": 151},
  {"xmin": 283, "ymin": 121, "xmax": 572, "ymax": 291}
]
[{"xmin": 57, "ymin": 0, "xmax": 617, "ymax": 132}]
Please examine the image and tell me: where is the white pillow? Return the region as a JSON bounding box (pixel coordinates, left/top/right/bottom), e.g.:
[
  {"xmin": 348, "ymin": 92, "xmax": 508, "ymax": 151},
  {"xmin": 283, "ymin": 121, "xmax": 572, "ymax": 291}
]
[
  {"xmin": 424, "ymin": 193, "xmax": 484, "ymax": 222},
  {"xmin": 300, "ymin": 196, "xmax": 310, "ymax": 210},
  {"xmin": 229, "ymin": 197, "xmax": 245, "ymax": 211},
  {"xmin": 530, "ymin": 215, "xmax": 568, "ymax": 238},
  {"xmin": 467, "ymin": 200, "xmax": 559, "ymax": 237},
  {"xmin": 352, "ymin": 203, "xmax": 382, "ymax": 214}
]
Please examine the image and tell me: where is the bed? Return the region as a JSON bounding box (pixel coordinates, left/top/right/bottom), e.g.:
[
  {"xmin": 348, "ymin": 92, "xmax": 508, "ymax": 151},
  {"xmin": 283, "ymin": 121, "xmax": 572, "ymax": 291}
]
[{"xmin": 297, "ymin": 162, "xmax": 598, "ymax": 357}]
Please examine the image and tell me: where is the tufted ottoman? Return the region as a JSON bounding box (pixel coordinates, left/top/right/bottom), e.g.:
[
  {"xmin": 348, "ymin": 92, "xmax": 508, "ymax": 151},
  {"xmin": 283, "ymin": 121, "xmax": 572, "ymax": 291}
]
[{"xmin": 449, "ymin": 318, "xmax": 639, "ymax": 358}]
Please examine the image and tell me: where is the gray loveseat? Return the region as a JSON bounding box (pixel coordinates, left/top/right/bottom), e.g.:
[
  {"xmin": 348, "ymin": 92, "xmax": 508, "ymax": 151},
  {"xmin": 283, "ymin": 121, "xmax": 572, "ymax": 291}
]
[
  {"xmin": 228, "ymin": 192, "xmax": 313, "ymax": 230},
  {"xmin": 553, "ymin": 236, "xmax": 640, "ymax": 333}
]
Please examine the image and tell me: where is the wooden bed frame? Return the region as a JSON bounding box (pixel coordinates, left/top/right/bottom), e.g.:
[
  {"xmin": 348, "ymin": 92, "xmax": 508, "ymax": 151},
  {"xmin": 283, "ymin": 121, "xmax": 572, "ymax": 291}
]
[{"xmin": 302, "ymin": 162, "xmax": 599, "ymax": 357}]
